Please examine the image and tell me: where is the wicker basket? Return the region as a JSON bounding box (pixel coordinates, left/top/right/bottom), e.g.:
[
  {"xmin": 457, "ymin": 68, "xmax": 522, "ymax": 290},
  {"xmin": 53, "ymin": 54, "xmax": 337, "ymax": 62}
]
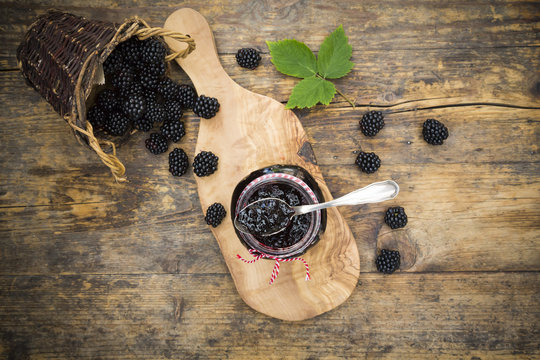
[{"xmin": 17, "ymin": 10, "xmax": 195, "ymax": 181}]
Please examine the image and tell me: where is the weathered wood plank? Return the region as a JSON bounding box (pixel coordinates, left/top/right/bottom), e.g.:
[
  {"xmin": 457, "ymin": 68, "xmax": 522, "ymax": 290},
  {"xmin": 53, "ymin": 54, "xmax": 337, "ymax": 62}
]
[
  {"xmin": 0, "ymin": 272, "xmax": 538, "ymax": 358},
  {"xmin": 1, "ymin": 103, "xmax": 538, "ymax": 275}
]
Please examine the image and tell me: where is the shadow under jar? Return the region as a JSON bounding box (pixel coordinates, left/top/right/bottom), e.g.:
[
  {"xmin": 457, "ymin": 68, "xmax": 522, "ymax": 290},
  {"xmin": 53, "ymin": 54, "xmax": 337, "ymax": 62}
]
[{"xmin": 231, "ymin": 165, "xmax": 327, "ymax": 258}]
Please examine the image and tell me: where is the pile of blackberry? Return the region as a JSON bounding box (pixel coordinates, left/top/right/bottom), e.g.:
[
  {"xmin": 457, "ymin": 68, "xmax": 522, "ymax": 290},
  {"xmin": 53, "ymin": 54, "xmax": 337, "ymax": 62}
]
[{"xmin": 86, "ymin": 36, "xmax": 222, "ymax": 178}]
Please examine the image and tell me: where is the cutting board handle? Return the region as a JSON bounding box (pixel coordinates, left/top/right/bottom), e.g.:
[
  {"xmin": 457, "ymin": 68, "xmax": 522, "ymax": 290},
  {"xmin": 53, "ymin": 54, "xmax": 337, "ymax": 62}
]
[{"xmin": 164, "ymin": 9, "xmax": 237, "ymax": 95}]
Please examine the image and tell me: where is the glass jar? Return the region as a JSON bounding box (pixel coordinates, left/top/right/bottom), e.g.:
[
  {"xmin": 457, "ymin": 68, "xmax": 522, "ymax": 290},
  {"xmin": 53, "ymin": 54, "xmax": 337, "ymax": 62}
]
[{"xmin": 231, "ymin": 165, "xmax": 327, "ymax": 258}]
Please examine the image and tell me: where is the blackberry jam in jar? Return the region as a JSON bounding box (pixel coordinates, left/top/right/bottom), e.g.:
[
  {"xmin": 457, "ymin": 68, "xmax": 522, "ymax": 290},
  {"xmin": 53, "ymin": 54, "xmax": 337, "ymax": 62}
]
[{"xmin": 231, "ymin": 165, "xmax": 327, "ymax": 258}]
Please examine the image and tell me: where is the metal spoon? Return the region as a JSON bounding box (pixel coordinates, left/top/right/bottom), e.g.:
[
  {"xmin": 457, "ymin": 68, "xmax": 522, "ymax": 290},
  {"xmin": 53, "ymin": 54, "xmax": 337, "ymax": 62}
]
[{"xmin": 234, "ymin": 179, "xmax": 399, "ymax": 237}]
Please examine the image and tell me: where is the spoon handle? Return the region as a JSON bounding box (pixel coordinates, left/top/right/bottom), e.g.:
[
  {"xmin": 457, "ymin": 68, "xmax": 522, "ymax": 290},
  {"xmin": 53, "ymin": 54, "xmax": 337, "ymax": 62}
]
[{"xmin": 294, "ymin": 180, "xmax": 399, "ymax": 215}]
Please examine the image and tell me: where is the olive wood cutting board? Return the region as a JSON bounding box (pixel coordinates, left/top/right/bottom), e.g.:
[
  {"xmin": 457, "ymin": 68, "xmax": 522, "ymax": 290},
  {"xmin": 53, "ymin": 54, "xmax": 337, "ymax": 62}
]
[{"xmin": 164, "ymin": 8, "xmax": 360, "ymax": 321}]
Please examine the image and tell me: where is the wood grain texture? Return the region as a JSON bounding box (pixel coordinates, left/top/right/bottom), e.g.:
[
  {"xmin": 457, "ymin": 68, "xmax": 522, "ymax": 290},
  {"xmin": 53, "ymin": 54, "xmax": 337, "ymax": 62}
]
[
  {"xmin": 1, "ymin": 0, "xmax": 539, "ymax": 357},
  {"xmin": 164, "ymin": 8, "xmax": 359, "ymax": 321}
]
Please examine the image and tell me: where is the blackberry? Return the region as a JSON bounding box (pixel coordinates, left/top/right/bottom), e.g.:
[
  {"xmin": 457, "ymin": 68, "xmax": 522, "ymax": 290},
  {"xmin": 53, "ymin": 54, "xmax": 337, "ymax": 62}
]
[
  {"xmin": 375, "ymin": 249, "xmax": 400, "ymax": 274},
  {"xmin": 138, "ymin": 71, "xmax": 160, "ymax": 90},
  {"xmin": 119, "ymin": 82, "xmax": 143, "ymax": 98},
  {"xmin": 384, "ymin": 206, "xmax": 408, "ymax": 229},
  {"xmin": 142, "ymin": 87, "xmax": 158, "ymax": 103},
  {"xmin": 156, "ymin": 78, "xmax": 179, "ymax": 100},
  {"xmin": 134, "ymin": 116, "xmax": 154, "ymax": 132},
  {"xmin": 140, "ymin": 38, "xmax": 167, "ymax": 64},
  {"xmin": 104, "ymin": 111, "xmax": 130, "ymax": 136},
  {"xmin": 111, "ymin": 69, "xmax": 135, "ymax": 90},
  {"xmin": 355, "ymin": 151, "xmax": 381, "ymax": 174},
  {"xmin": 147, "ymin": 61, "xmax": 166, "ymax": 77},
  {"xmin": 360, "ymin": 110, "xmax": 384, "ymax": 137},
  {"xmin": 123, "ymin": 94, "xmax": 146, "ymax": 121},
  {"xmin": 103, "ymin": 50, "xmax": 124, "ymax": 76},
  {"xmin": 204, "ymin": 203, "xmax": 227, "ymax": 228},
  {"xmin": 145, "ymin": 101, "xmax": 167, "ymax": 124},
  {"xmin": 178, "ymin": 84, "xmax": 196, "ymax": 109},
  {"xmin": 117, "ymin": 37, "xmax": 142, "ymax": 64},
  {"xmin": 145, "ymin": 132, "xmax": 168, "ymax": 154},
  {"xmin": 193, "ymin": 95, "xmax": 220, "ymax": 119},
  {"xmin": 422, "ymin": 119, "xmax": 449, "ymax": 145},
  {"xmin": 164, "ymin": 100, "xmax": 183, "ymax": 122},
  {"xmin": 235, "ymin": 48, "xmax": 261, "ymax": 69},
  {"xmin": 96, "ymin": 89, "xmax": 120, "ymax": 113},
  {"xmin": 193, "ymin": 151, "xmax": 218, "ymax": 177},
  {"xmin": 160, "ymin": 119, "xmax": 185, "ymax": 143},
  {"xmin": 168, "ymin": 148, "xmax": 189, "ymax": 176},
  {"xmin": 87, "ymin": 105, "xmax": 107, "ymax": 130}
]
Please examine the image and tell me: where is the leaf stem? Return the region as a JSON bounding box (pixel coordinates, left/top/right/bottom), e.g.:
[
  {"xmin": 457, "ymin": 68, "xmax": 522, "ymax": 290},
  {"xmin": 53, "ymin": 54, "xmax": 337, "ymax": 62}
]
[{"xmin": 316, "ymin": 74, "xmax": 355, "ymax": 108}]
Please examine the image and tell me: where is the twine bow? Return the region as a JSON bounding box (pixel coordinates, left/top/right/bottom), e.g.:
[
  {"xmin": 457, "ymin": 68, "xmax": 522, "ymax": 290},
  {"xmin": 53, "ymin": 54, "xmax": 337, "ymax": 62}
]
[{"xmin": 236, "ymin": 249, "xmax": 311, "ymax": 285}]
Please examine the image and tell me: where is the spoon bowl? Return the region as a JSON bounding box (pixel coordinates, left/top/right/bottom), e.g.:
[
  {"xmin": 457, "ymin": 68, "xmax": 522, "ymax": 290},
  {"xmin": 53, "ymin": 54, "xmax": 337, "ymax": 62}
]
[{"xmin": 234, "ymin": 179, "xmax": 400, "ymax": 237}]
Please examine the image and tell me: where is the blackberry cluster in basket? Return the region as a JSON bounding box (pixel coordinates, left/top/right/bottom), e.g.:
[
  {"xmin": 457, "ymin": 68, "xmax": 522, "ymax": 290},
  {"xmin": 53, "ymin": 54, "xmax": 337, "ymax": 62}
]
[
  {"xmin": 375, "ymin": 249, "xmax": 401, "ymax": 274},
  {"xmin": 86, "ymin": 35, "xmax": 223, "ymax": 179}
]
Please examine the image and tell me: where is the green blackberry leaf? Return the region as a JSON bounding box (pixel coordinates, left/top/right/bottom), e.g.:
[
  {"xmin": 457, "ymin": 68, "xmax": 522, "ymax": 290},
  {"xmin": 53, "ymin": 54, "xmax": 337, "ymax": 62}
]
[
  {"xmin": 317, "ymin": 24, "xmax": 354, "ymax": 79},
  {"xmin": 285, "ymin": 76, "xmax": 336, "ymax": 109},
  {"xmin": 266, "ymin": 39, "xmax": 317, "ymax": 78}
]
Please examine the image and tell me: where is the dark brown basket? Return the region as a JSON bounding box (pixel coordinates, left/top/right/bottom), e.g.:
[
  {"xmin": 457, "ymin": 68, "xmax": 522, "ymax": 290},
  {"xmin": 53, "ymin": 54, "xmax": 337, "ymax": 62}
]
[{"xmin": 17, "ymin": 10, "xmax": 195, "ymax": 181}]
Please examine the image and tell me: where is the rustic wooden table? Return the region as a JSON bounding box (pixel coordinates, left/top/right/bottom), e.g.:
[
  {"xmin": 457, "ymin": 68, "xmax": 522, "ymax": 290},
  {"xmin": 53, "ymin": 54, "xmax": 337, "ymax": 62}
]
[{"xmin": 1, "ymin": 1, "xmax": 539, "ymax": 359}]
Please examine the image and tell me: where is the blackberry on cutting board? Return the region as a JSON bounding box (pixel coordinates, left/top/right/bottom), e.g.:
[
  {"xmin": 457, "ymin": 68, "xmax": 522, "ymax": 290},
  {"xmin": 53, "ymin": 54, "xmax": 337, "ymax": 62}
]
[
  {"xmin": 160, "ymin": 119, "xmax": 185, "ymax": 143},
  {"xmin": 169, "ymin": 148, "xmax": 189, "ymax": 176},
  {"xmin": 235, "ymin": 48, "xmax": 261, "ymax": 69},
  {"xmin": 193, "ymin": 95, "xmax": 220, "ymax": 119},
  {"xmin": 422, "ymin": 119, "xmax": 449, "ymax": 145},
  {"xmin": 178, "ymin": 84, "xmax": 196, "ymax": 109},
  {"xmin": 360, "ymin": 110, "xmax": 384, "ymax": 137},
  {"xmin": 375, "ymin": 249, "xmax": 401, "ymax": 274},
  {"xmin": 193, "ymin": 151, "xmax": 219, "ymax": 177},
  {"xmin": 104, "ymin": 111, "xmax": 130, "ymax": 136},
  {"xmin": 145, "ymin": 132, "xmax": 168, "ymax": 154},
  {"xmin": 384, "ymin": 206, "xmax": 408, "ymax": 229},
  {"xmin": 355, "ymin": 151, "xmax": 381, "ymax": 174},
  {"xmin": 205, "ymin": 203, "xmax": 227, "ymax": 228}
]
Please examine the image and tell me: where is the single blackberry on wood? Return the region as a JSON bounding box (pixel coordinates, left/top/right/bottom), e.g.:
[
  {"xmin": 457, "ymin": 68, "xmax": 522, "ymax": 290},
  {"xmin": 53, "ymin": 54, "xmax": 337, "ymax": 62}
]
[
  {"xmin": 123, "ymin": 94, "xmax": 146, "ymax": 121},
  {"xmin": 168, "ymin": 148, "xmax": 189, "ymax": 177},
  {"xmin": 193, "ymin": 151, "xmax": 219, "ymax": 177},
  {"xmin": 193, "ymin": 95, "xmax": 220, "ymax": 119},
  {"xmin": 360, "ymin": 110, "xmax": 385, "ymax": 137},
  {"xmin": 205, "ymin": 203, "xmax": 227, "ymax": 228},
  {"xmin": 375, "ymin": 249, "xmax": 401, "ymax": 274},
  {"xmin": 164, "ymin": 100, "xmax": 183, "ymax": 122},
  {"xmin": 355, "ymin": 151, "xmax": 381, "ymax": 174},
  {"xmin": 178, "ymin": 84, "xmax": 196, "ymax": 109},
  {"xmin": 384, "ymin": 206, "xmax": 408, "ymax": 229},
  {"xmin": 145, "ymin": 132, "xmax": 168, "ymax": 154},
  {"xmin": 160, "ymin": 119, "xmax": 186, "ymax": 143},
  {"xmin": 422, "ymin": 119, "xmax": 449, "ymax": 145},
  {"xmin": 235, "ymin": 48, "xmax": 261, "ymax": 69},
  {"xmin": 104, "ymin": 111, "xmax": 130, "ymax": 136}
]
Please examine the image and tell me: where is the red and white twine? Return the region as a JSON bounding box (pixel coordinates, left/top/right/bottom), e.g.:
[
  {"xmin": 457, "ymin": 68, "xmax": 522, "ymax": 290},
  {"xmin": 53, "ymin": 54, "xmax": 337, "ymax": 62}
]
[{"xmin": 236, "ymin": 249, "xmax": 311, "ymax": 285}]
